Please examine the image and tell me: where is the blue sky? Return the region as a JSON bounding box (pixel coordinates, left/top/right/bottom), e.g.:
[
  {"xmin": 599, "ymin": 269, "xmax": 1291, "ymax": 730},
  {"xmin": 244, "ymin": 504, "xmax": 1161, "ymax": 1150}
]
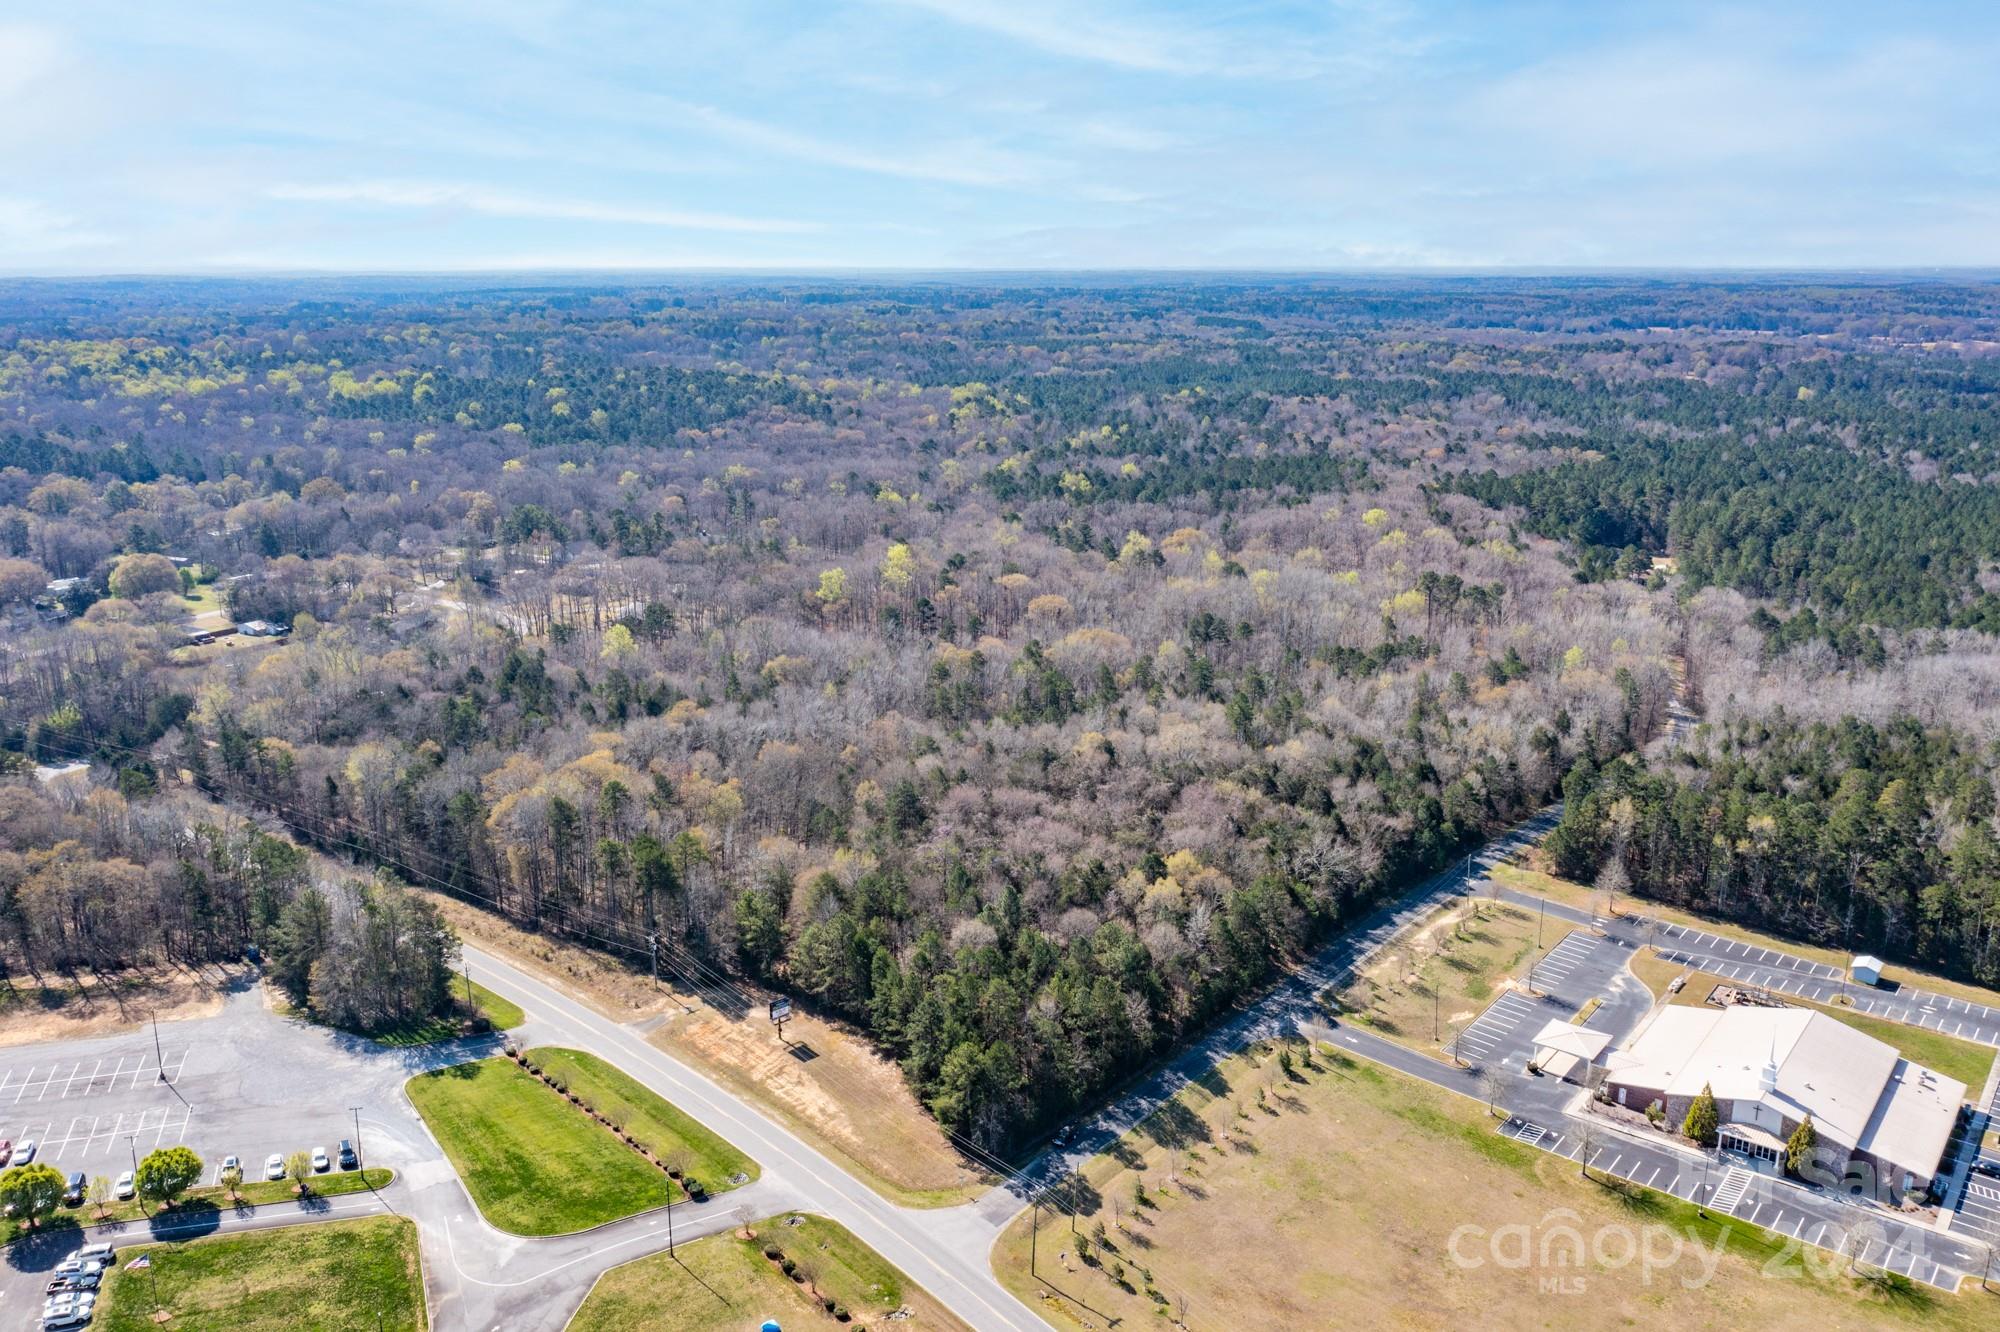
[{"xmin": 2, "ymin": 1, "xmax": 1995, "ymax": 271}]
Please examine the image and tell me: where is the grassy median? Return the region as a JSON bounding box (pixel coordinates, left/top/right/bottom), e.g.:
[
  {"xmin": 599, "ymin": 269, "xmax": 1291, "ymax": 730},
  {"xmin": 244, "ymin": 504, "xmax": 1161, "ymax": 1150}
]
[
  {"xmin": 409, "ymin": 1056, "xmax": 675, "ymax": 1234},
  {"xmin": 94, "ymin": 1214, "xmax": 425, "ymax": 1332},
  {"xmin": 571, "ymin": 1213, "xmax": 968, "ymax": 1332},
  {"xmin": 524, "ymin": 1047, "xmax": 757, "ymax": 1189}
]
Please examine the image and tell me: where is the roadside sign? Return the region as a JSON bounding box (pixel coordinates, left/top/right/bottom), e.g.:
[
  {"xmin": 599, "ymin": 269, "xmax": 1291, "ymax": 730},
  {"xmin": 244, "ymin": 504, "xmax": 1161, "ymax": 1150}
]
[{"xmin": 769, "ymin": 998, "xmax": 792, "ymax": 1024}]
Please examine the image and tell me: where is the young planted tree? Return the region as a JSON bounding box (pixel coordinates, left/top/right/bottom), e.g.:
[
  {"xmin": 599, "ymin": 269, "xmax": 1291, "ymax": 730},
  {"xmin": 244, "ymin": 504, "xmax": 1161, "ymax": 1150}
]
[
  {"xmin": 286, "ymin": 1151, "xmax": 314, "ymax": 1195},
  {"xmin": 136, "ymin": 1147, "xmax": 204, "ymax": 1210},
  {"xmin": 219, "ymin": 1162, "xmax": 244, "ymax": 1201},
  {"xmin": 1683, "ymin": 1083, "xmax": 1719, "ymax": 1148},
  {"xmin": 85, "ymin": 1174, "xmax": 112, "ymax": 1219}
]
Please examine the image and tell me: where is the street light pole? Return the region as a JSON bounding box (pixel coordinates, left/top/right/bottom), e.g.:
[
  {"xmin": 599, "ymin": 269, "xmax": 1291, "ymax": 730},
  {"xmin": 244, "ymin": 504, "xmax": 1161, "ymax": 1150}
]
[
  {"xmin": 152, "ymin": 1013, "xmax": 166, "ymax": 1082},
  {"xmin": 349, "ymin": 1106, "xmax": 365, "ymax": 1171}
]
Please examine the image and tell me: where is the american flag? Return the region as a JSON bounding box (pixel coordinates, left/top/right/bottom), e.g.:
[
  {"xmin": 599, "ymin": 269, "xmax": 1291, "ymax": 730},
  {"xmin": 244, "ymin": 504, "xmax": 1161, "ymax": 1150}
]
[{"xmin": 124, "ymin": 1255, "xmax": 151, "ymax": 1271}]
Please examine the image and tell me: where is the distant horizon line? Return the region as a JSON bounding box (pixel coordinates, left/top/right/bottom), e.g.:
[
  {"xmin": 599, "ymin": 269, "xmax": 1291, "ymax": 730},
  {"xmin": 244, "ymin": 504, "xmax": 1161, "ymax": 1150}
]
[{"xmin": 3, "ymin": 264, "xmax": 1999, "ymax": 283}]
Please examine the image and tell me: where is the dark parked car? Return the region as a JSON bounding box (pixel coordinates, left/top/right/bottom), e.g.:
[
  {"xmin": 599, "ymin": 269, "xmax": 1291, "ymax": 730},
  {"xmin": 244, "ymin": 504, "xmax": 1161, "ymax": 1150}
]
[
  {"xmin": 62, "ymin": 1172, "xmax": 86, "ymax": 1206},
  {"xmin": 337, "ymin": 1139, "xmax": 358, "ymax": 1170},
  {"xmin": 1976, "ymin": 1160, "xmax": 2000, "ymax": 1178}
]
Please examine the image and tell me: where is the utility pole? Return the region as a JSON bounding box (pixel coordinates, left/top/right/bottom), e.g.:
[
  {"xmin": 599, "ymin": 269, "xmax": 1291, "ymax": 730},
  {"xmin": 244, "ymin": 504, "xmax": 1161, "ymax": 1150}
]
[
  {"xmin": 462, "ymin": 964, "xmax": 474, "ymax": 1014},
  {"xmin": 152, "ymin": 1012, "xmax": 166, "ymax": 1082},
  {"xmin": 648, "ymin": 932, "xmax": 660, "ymax": 987},
  {"xmin": 1432, "ymin": 983, "xmax": 1440, "ymax": 1042},
  {"xmin": 349, "ymin": 1107, "xmax": 365, "ymax": 1171},
  {"xmin": 666, "ymin": 1174, "xmax": 676, "ymax": 1255},
  {"xmin": 1030, "ymin": 1190, "xmax": 1041, "ymax": 1279}
]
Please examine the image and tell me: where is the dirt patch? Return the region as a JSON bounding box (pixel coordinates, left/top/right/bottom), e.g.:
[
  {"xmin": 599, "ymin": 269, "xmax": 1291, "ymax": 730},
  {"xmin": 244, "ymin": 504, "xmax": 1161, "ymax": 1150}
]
[
  {"xmin": 654, "ymin": 999, "xmax": 987, "ymax": 1205},
  {"xmin": 0, "ymin": 963, "xmax": 245, "ymax": 1047}
]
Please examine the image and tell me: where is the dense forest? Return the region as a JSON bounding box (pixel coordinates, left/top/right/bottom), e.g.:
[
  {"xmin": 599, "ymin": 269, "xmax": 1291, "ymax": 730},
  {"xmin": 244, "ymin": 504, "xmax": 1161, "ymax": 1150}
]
[{"xmin": 4, "ymin": 275, "xmax": 2000, "ymax": 1145}]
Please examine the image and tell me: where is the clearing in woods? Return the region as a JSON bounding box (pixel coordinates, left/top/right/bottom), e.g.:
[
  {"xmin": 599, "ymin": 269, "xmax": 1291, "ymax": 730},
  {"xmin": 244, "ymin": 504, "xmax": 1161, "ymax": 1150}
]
[
  {"xmin": 993, "ymin": 1040, "xmax": 2000, "ymax": 1332},
  {"xmin": 425, "ymin": 889, "xmax": 990, "ymax": 1207}
]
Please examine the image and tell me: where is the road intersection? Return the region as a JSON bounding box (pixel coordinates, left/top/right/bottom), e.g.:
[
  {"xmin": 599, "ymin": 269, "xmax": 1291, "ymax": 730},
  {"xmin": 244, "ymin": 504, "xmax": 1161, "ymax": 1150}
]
[{"xmin": 6, "ymin": 791, "xmax": 2000, "ymax": 1325}]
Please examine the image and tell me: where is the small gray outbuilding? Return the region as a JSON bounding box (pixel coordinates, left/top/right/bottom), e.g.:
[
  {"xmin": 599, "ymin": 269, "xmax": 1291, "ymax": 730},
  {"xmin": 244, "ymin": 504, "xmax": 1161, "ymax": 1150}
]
[{"xmin": 1851, "ymin": 954, "xmax": 1883, "ymax": 987}]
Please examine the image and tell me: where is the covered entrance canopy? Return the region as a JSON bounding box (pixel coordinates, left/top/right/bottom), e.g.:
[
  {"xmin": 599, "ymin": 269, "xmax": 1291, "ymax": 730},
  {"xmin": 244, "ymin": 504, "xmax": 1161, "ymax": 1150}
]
[{"xmin": 1530, "ymin": 1018, "xmax": 1612, "ymax": 1084}]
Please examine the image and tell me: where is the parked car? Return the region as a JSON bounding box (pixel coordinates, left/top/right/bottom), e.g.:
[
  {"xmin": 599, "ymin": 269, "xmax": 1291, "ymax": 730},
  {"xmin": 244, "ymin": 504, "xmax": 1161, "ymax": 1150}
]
[
  {"xmin": 52, "ymin": 1257, "xmax": 103, "ymax": 1279},
  {"xmin": 114, "ymin": 1170, "xmax": 134, "ymax": 1200},
  {"xmin": 1977, "ymin": 1160, "xmax": 2000, "ymax": 1178},
  {"xmin": 42, "ymin": 1293, "xmax": 95, "ymax": 1320},
  {"xmin": 311, "ymin": 1146, "xmax": 330, "ymax": 1172},
  {"xmin": 44, "ymin": 1272, "xmax": 98, "ymax": 1296},
  {"xmin": 42, "ymin": 1308, "xmax": 94, "ymax": 1331},
  {"xmin": 62, "ymin": 1172, "xmax": 86, "ymax": 1206},
  {"xmin": 0, "ymin": 1137, "xmax": 13, "ymax": 1166},
  {"xmin": 337, "ymin": 1139, "xmax": 358, "ymax": 1170},
  {"xmin": 77, "ymin": 1244, "xmax": 113, "ymax": 1264},
  {"xmin": 15, "ymin": 1137, "xmax": 37, "ymax": 1164},
  {"xmin": 221, "ymin": 1154, "xmax": 240, "ymax": 1175},
  {"xmin": 264, "ymin": 1153, "xmax": 285, "ymax": 1181}
]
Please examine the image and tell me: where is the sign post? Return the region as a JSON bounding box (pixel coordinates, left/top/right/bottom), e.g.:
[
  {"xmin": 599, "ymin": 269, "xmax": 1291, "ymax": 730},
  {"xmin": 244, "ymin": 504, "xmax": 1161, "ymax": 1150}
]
[{"xmin": 769, "ymin": 997, "xmax": 792, "ymax": 1045}]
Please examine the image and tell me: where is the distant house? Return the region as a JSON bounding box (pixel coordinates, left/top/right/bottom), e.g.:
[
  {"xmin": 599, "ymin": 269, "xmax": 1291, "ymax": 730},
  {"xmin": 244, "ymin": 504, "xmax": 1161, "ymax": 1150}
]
[
  {"xmin": 1851, "ymin": 954, "xmax": 1884, "ymax": 987},
  {"xmin": 236, "ymin": 619, "xmax": 289, "ymax": 638},
  {"xmin": 33, "ymin": 761, "xmax": 90, "ymax": 786},
  {"xmin": 1602, "ymin": 1005, "xmax": 1962, "ymax": 1193},
  {"xmin": 44, "ymin": 578, "xmax": 84, "ymax": 595}
]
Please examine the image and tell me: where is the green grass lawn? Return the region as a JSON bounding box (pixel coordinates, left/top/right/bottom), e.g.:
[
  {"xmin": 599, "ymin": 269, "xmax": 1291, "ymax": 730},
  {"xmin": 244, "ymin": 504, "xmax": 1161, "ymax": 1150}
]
[
  {"xmin": 93, "ymin": 1214, "xmax": 424, "ymax": 1332},
  {"xmin": 570, "ymin": 1213, "xmax": 968, "ymax": 1332},
  {"xmin": 1, "ymin": 1168, "xmax": 392, "ymax": 1247},
  {"xmin": 339, "ymin": 979, "xmax": 524, "ymax": 1047},
  {"xmin": 407, "ymin": 1057, "xmax": 668, "ymax": 1234},
  {"xmin": 525, "ymin": 1048, "xmax": 756, "ymax": 1192}
]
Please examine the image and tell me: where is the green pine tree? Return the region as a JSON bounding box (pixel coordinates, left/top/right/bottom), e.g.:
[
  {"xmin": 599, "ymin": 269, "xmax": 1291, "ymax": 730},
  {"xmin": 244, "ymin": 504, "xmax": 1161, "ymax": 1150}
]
[
  {"xmin": 1683, "ymin": 1082, "xmax": 1719, "ymax": 1148},
  {"xmin": 1785, "ymin": 1115, "xmax": 1818, "ymax": 1177}
]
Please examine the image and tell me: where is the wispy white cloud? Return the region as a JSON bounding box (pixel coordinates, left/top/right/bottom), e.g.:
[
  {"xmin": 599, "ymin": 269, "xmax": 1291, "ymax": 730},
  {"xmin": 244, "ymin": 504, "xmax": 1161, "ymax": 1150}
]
[
  {"xmin": 668, "ymin": 100, "xmax": 1055, "ymax": 189},
  {"xmin": 871, "ymin": 0, "xmax": 1203, "ymax": 73},
  {"xmin": 265, "ymin": 181, "xmax": 818, "ymax": 234},
  {"xmin": 0, "ymin": 196, "xmax": 112, "ymax": 253}
]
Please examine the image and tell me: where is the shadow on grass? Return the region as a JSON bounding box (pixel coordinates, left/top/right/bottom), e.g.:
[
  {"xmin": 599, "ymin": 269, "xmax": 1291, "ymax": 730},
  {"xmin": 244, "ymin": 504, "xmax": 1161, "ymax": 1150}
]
[
  {"xmin": 1028, "ymin": 1274, "xmax": 1124, "ymax": 1329},
  {"xmin": 1137, "ymin": 1100, "xmax": 1211, "ymax": 1152},
  {"xmin": 673, "ymin": 1251, "xmax": 731, "ymax": 1307},
  {"xmin": 1853, "ymin": 1269, "xmax": 1933, "ymax": 1313}
]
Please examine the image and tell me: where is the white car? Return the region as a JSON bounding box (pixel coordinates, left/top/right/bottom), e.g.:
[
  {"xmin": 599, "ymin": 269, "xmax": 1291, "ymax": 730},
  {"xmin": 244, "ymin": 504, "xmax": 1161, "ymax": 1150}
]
[
  {"xmin": 43, "ymin": 1293, "xmax": 95, "ymax": 1318},
  {"xmin": 77, "ymin": 1243, "xmax": 114, "ymax": 1264},
  {"xmin": 114, "ymin": 1170, "xmax": 134, "ymax": 1199},
  {"xmin": 311, "ymin": 1146, "xmax": 330, "ymax": 1172},
  {"xmin": 264, "ymin": 1153, "xmax": 285, "ymax": 1181},
  {"xmin": 14, "ymin": 1138, "xmax": 36, "ymax": 1164}
]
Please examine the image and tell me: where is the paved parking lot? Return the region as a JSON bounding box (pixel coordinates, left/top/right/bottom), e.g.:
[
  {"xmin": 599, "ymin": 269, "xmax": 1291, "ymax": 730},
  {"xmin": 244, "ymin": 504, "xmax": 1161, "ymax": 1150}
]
[
  {"xmin": 1453, "ymin": 990, "xmax": 1547, "ymax": 1067},
  {"xmin": 1635, "ymin": 920, "xmax": 2000, "ymax": 1046},
  {"xmin": 0, "ymin": 1050, "xmax": 189, "ymax": 1104},
  {"xmin": 1499, "ymin": 1116, "xmax": 1969, "ymax": 1291}
]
